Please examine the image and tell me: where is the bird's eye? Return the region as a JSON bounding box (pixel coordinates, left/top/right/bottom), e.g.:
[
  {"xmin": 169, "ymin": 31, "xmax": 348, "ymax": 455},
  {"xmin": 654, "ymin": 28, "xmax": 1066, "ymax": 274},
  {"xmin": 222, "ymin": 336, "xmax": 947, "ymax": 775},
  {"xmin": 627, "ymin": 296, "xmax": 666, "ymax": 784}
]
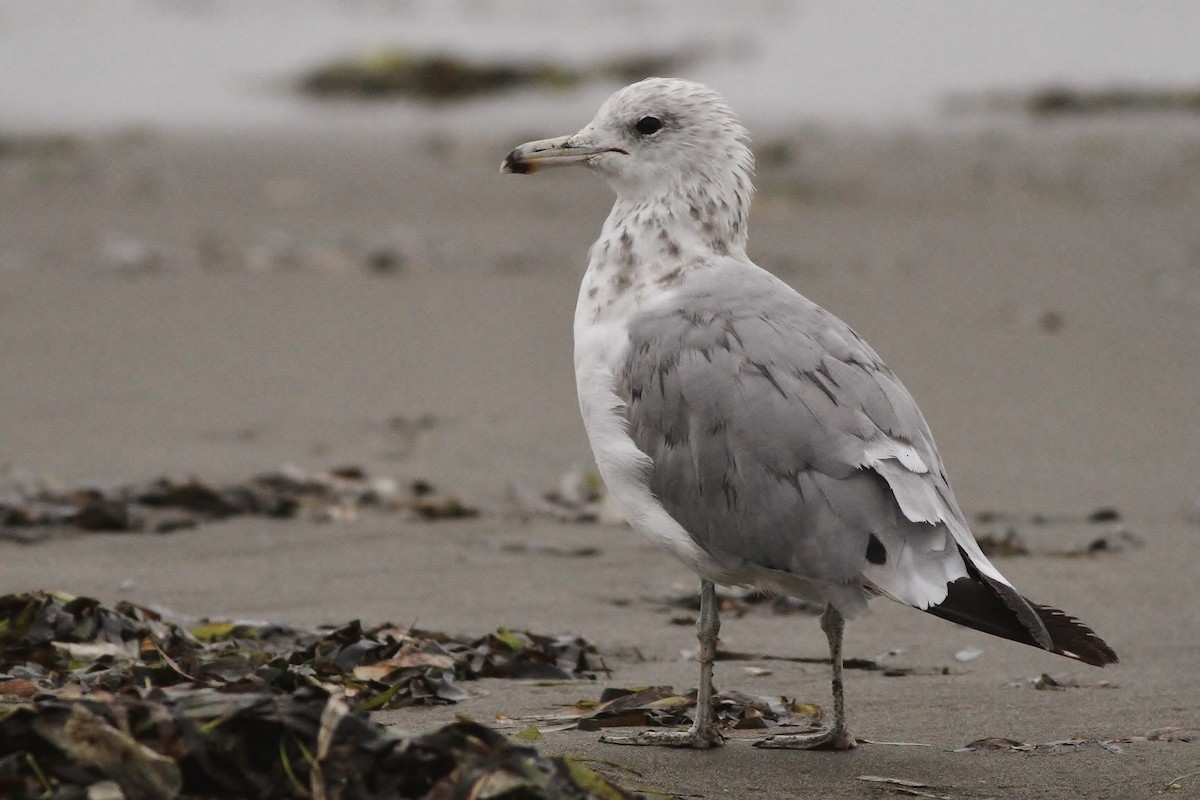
[{"xmin": 634, "ymin": 116, "xmax": 664, "ymax": 136}]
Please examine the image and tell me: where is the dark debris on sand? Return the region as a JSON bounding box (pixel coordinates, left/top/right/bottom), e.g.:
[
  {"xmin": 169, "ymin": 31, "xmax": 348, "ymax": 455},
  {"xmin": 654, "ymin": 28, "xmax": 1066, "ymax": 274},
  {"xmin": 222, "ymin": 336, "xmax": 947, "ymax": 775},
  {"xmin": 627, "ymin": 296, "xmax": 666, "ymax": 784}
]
[
  {"xmin": 0, "ymin": 592, "xmax": 628, "ymax": 799},
  {"xmin": 1026, "ymin": 85, "xmax": 1200, "ymax": 116},
  {"xmin": 0, "ymin": 466, "xmax": 476, "ymax": 542},
  {"xmin": 299, "ymin": 48, "xmax": 692, "ymax": 101},
  {"xmin": 972, "ymin": 507, "xmax": 1144, "ymax": 559},
  {"xmin": 948, "ymin": 84, "xmax": 1200, "ymax": 118}
]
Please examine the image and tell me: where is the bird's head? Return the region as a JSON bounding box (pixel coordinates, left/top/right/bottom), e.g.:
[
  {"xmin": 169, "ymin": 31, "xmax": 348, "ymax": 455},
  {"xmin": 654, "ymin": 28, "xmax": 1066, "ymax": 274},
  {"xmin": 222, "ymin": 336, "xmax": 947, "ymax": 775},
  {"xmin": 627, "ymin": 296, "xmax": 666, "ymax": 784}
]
[{"xmin": 502, "ymin": 77, "xmax": 754, "ymax": 209}]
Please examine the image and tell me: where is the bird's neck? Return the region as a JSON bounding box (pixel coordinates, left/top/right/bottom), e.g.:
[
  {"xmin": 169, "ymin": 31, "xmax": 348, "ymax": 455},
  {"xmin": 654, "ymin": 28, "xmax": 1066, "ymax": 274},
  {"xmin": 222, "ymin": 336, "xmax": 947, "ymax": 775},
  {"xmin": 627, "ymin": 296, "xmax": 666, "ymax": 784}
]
[
  {"xmin": 594, "ymin": 182, "xmax": 750, "ymax": 274},
  {"xmin": 576, "ymin": 183, "xmax": 749, "ymax": 329},
  {"xmin": 604, "ymin": 177, "xmax": 750, "ymax": 261}
]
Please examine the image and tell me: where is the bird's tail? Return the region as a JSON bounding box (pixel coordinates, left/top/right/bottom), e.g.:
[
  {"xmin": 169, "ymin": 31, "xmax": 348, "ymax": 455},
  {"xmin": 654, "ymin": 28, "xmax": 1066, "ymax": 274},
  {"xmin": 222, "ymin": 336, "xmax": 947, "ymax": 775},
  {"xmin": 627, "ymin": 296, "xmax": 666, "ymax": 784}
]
[{"xmin": 923, "ymin": 549, "xmax": 1117, "ymax": 667}]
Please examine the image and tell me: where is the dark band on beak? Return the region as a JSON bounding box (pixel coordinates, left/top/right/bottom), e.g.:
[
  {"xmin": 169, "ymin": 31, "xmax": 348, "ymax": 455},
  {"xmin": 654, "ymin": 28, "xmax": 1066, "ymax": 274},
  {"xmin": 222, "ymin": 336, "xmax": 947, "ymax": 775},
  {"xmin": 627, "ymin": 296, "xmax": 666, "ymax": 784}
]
[
  {"xmin": 501, "ymin": 135, "xmax": 628, "ymax": 175},
  {"xmin": 502, "ymin": 150, "xmax": 536, "ymax": 174}
]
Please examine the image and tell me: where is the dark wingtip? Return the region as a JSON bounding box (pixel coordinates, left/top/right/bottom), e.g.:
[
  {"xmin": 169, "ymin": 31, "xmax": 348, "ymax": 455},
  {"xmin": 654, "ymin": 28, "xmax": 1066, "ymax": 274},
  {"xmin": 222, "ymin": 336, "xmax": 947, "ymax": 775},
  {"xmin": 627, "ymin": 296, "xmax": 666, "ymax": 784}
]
[
  {"xmin": 924, "ymin": 573, "xmax": 1117, "ymax": 667},
  {"xmin": 1032, "ymin": 602, "xmax": 1118, "ymax": 667}
]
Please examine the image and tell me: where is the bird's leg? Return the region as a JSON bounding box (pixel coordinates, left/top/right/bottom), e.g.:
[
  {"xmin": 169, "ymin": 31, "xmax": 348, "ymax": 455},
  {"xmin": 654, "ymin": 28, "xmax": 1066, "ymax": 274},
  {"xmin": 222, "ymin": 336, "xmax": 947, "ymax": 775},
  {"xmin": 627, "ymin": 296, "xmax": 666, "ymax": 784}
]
[
  {"xmin": 691, "ymin": 578, "xmax": 722, "ymax": 738},
  {"xmin": 601, "ymin": 579, "xmax": 725, "ymax": 748},
  {"xmin": 755, "ymin": 604, "xmax": 857, "ymax": 750}
]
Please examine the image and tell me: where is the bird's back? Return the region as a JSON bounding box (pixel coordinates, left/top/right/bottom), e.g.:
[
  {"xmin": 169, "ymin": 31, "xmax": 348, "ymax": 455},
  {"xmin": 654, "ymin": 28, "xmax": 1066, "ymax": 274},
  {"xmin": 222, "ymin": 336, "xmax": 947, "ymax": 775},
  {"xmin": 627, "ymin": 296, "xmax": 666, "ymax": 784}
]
[{"xmin": 614, "ymin": 258, "xmax": 966, "ymax": 608}]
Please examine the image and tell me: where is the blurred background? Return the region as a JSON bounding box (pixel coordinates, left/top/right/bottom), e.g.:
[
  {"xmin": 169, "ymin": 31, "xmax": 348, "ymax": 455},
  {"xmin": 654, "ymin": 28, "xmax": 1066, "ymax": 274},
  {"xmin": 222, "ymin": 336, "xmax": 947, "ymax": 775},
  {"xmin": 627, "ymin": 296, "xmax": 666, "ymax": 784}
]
[{"xmin": 4, "ymin": 0, "xmax": 1200, "ymax": 135}]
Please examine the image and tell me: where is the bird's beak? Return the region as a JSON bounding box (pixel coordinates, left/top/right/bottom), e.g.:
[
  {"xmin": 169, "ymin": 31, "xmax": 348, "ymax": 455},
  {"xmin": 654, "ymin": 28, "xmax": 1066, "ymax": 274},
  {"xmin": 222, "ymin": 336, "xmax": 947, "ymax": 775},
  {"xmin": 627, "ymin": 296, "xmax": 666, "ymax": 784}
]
[{"xmin": 501, "ymin": 135, "xmax": 627, "ymax": 175}]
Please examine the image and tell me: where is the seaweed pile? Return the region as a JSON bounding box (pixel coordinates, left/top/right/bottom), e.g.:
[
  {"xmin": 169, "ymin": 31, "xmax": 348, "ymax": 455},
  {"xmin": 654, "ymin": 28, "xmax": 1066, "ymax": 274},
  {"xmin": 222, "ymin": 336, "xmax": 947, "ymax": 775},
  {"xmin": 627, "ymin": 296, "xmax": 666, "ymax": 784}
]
[
  {"xmin": 0, "ymin": 592, "xmax": 628, "ymax": 799},
  {"xmin": 1, "ymin": 694, "xmax": 636, "ymax": 800}
]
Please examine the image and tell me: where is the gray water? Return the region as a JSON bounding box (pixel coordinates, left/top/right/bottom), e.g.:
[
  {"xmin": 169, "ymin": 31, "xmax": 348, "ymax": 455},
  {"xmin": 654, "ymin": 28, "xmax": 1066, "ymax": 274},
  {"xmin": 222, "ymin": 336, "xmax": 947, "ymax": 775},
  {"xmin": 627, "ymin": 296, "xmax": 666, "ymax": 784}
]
[{"xmin": 2, "ymin": 0, "xmax": 1200, "ymax": 135}]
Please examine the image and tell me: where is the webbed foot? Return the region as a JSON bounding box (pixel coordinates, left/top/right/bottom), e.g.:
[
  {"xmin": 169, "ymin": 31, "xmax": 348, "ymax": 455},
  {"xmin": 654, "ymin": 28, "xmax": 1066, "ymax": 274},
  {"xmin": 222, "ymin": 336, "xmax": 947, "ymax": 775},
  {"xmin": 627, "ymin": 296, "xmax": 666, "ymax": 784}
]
[
  {"xmin": 600, "ymin": 726, "xmax": 725, "ymax": 749},
  {"xmin": 754, "ymin": 727, "xmax": 857, "ymax": 751}
]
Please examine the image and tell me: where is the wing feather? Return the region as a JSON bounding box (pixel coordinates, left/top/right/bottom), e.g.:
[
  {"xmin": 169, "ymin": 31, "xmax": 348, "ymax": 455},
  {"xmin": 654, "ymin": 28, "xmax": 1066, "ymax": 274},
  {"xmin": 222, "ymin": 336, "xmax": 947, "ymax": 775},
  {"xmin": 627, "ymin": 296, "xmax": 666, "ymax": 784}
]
[{"xmin": 621, "ymin": 261, "xmax": 992, "ymax": 612}]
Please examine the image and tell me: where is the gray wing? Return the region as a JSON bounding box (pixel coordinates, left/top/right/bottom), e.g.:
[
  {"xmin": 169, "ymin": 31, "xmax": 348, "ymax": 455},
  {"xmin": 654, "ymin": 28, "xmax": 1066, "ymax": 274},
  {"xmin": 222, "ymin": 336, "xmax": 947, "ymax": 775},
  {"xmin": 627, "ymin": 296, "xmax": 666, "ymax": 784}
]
[{"xmin": 620, "ymin": 260, "xmax": 991, "ymax": 611}]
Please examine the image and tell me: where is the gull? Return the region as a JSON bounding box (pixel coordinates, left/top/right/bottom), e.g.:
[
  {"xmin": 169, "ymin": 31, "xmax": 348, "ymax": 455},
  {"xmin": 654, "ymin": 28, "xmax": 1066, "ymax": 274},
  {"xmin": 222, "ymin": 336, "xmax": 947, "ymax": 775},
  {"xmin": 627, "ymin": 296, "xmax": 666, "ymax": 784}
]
[{"xmin": 502, "ymin": 78, "xmax": 1116, "ymax": 750}]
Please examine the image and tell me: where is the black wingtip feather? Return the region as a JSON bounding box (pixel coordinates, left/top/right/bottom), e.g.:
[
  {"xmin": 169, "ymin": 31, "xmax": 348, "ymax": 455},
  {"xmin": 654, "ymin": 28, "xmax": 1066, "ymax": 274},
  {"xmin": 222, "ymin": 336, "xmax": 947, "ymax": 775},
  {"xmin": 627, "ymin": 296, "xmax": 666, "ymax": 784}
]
[
  {"xmin": 924, "ymin": 575, "xmax": 1117, "ymax": 667},
  {"xmin": 1031, "ymin": 602, "xmax": 1118, "ymax": 667}
]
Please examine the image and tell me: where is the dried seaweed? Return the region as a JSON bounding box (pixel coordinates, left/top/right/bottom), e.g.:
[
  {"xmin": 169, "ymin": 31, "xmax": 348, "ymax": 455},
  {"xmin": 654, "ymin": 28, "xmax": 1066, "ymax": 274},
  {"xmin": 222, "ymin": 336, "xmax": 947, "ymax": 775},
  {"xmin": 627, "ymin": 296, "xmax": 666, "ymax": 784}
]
[
  {"xmin": 0, "ymin": 592, "xmax": 603, "ymax": 711},
  {"xmin": 0, "ymin": 690, "xmax": 637, "ymax": 799},
  {"xmin": 0, "ymin": 466, "xmax": 476, "ymax": 540},
  {"xmin": 0, "ymin": 593, "xmax": 626, "ymax": 798}
]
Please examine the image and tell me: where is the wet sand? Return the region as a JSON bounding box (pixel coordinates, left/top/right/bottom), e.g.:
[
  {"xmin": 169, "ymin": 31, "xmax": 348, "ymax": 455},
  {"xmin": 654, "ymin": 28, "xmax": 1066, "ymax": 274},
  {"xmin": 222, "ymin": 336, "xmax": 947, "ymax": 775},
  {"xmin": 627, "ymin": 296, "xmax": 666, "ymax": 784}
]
[{"xmin": 2, "ymin": 122, "xmax": 1199, "ymax": 798}]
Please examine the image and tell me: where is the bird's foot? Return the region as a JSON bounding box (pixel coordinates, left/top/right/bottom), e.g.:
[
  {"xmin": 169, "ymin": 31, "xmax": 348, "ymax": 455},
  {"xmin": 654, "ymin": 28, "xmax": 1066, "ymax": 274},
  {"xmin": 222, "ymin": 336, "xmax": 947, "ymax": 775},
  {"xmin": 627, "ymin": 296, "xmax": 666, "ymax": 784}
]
[
  {"xmin": 600, "ymin": 726, "xmax": 725, "ymax": 749},
  {"xmin": 754, "ymin": 727, "xmax": 857, "ymax": 751}
]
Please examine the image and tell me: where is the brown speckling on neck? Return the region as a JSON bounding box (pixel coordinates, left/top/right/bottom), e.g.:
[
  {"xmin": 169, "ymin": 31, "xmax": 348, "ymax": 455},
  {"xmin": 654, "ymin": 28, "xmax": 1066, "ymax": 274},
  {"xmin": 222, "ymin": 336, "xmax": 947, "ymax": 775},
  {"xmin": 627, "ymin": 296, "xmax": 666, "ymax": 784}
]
[
  {"xmin": 656, "ymin": 227, "xmax": 681, "ymax": 258},
  {"xmin": 579, "ymin": 168, "xmax": 749, "ymax": 327},
  {"xmin": 657, "ymin": 266, "xmax": 684, "ymax": 286},
  {"xmin": 617, "ymin": 230, "xmax": 635, "ymax": 265}
]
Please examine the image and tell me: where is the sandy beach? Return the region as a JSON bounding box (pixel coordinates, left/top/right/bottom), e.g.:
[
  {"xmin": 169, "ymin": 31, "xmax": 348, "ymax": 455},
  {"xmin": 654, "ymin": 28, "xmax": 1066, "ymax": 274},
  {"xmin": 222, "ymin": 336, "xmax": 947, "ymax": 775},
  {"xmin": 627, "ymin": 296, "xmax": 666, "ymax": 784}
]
[{"xmin": 3, "ymin": 119, "xmax": 1199, "ymax": 798}]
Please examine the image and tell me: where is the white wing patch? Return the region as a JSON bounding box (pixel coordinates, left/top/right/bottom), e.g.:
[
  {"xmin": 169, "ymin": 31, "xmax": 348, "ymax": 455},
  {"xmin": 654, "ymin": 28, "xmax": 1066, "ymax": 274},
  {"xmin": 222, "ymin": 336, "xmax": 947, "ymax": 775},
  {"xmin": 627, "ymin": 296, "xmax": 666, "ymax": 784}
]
[
  {"xmin": 861, "ymin": 440, "xmax": 943, "ymax": 526},
  {"xmin": 864, "ymin": 439, "xmax": 929, "ymax": 474},
  {"xmin": 862, "ymin": 437, "xmax": 1014, "ymax": 592},
  {"xmin": 862, "ymin": 529, "xmax": 964, "ymax": 609}
]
